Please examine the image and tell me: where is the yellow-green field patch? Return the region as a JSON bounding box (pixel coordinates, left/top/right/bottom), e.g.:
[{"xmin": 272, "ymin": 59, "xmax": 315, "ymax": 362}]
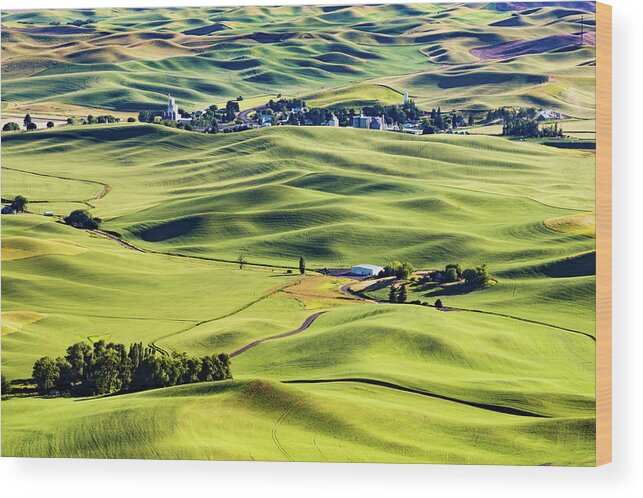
[
  {"xmin": 2, "ymin": 236, "xmax": 88, "ymax": 261},
  {"xmin": 280, "ymin": 275, "xmax": 362, "ymax": 309},
  {"xmin": 1, "ymin": 310, "xmax": 48, "ymax": 335},
  {"xmin": 545, "ymin": 213, "xmax": 596, "ymax": 237}
]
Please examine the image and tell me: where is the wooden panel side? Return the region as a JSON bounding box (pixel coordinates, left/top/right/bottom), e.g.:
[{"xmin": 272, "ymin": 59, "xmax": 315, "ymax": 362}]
[{"xmin": 595, "ymin": 1, "xmax": 612, "ymax": 467}]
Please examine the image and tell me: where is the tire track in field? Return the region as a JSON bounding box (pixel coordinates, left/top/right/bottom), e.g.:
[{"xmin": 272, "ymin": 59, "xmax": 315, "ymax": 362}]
[
  {"xmin": 2, "ymin": 166, "xmax": 110, "ymax": 208},
  {"xmin": 271, "ymin": 399, "xmax": 304, "ymax": 461}
]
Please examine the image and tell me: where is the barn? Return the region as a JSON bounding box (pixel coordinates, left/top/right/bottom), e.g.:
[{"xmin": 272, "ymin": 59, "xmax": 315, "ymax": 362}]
[{"xmin": 351, "ymin": 264, "xmax": 384, "ymax": 277}]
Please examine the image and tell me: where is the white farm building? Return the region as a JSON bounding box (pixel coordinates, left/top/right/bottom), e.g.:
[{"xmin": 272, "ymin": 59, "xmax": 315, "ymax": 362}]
[{"xmin": 351, "ymin": 264, "xmax": 384, "ymax": 277}]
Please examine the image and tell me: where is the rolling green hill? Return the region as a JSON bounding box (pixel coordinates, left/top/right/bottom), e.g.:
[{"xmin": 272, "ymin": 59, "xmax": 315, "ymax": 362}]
[
  {"xmin": 2, "ymin": 3, "xmax": 596, "ymax": 115},
  {"xmin": 2, "ymin": 2, "xmax": 597, "ymax": 465},
  {"xmin": 2, "ymin": 123, "xmax": 595, "ymax": 464}
]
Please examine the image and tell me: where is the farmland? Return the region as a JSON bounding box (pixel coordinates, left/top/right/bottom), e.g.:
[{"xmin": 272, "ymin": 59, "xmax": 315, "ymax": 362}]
[{"xmin": 1, "ymin": 2, "xmax": 597, "ymax": 465}]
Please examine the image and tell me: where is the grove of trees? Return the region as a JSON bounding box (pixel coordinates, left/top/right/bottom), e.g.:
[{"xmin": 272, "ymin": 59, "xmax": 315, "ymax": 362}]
[
  {"xmin": 31, "ymin": 340, "xmax": 232, "ymax": 396},
  {"xmin": 64, "ymin": 209, "xmax": 101, "ymax": 229},
  {"xmin": 381, "ymin": 260, "xmax": 415, "ymax": 280}
]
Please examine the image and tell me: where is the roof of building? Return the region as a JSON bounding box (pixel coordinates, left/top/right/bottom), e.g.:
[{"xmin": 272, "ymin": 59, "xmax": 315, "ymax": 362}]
[{"xmin": 352, "ymin": 264, "xmax": 384, "ymax": 271}]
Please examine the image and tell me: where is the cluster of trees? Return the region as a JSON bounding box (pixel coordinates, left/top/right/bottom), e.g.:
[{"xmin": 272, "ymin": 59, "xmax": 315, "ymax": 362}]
[
  {"xmin": 23, "ymin": 114, "xmax": 37, "ymax": 131},
  {"xmin": 363, "ymin": 100, "xmax": 422, "ymax": 126},
  {"xmin": 31, "ymin": 340, "xmax": 232, "ymax": 396},
  {"xmin": 388, "ymin": 284, "xmax": 408, "ymax": 303},
  {"xmin": 222, "ymin": 124, "xmax": 252, "ymax": 133},
  {"xmin": 68, "ymin": 18, "xmax": 95, "ymax": 26},
  {"xmin": 3, "ymin": 115, "xmax": 61, "ymax": 132},
  {"xmin": 482, "ymin": 106, "xmax": 537, "ymax": 124},
  {"xmin": 420, "ymin": 107, "xmax": 465, "ymax": 134},
  {"xmin": 190, "ymin": 105, "xmax": 220, "ymax": 132},
  {"xmin": 8, "ymin": 195, "xmax": 28, "ymax": 213},
  {"xmin": 286, "ymin": 107, "xmax": 337, "ymax": 126},
  {"xmin": 381, "ymin": 260, "xmax": 415, "ymax": 280},
  {"xmin": 266, "ymin": 98, "xmax": 306, "ymax": 113},
  {"xmin": 425, "ymin": 263, "xmax": 490, "ymax": 288},
  {"xmin": 502, "ymin": 119, "xmax": 563, "ymax": 138},
  {"xmin": 64, "ymin": 209, "xmax": 101, "ymax": 230}
]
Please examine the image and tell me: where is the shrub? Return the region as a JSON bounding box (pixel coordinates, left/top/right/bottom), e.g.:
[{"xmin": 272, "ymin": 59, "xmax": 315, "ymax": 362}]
[
  {"xmin": 2, "ymin": 122, "xmax": 20, "ymax": 132},
  {"xmin": 435, "ymin": 299, "xmax": 444, "ymax": 308},
  {"xmin": 127, "ymin": 117, "xmax": 136, "ymax": 122},
  {"xmin": 444, "ymin": 267, "xmax": 458, "ymax": 282},
  {"xmin": 47, "ymin": 121, "xmax": 54, "ymax": 129},
  {"xmin": 11, "ymin": 195, "xmax": 28, "ymax": 213},
  {"xmin": 1, "ymin": 374, "xmax": 11, "ymax": 394},
  {"xmin": 26, "ymin": 122, "xmax": 37, "ymax": 131}
]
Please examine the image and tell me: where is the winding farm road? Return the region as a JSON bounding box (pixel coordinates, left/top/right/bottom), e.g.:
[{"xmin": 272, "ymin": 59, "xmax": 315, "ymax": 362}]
[{"xmin": 230, "ymin": 311, "xmax": 326, "ymax": 358}]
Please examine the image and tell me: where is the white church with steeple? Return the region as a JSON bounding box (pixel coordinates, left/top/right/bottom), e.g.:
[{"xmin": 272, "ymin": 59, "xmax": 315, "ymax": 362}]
[{"xmin": 162, "ymin": 94, "xmax": 179, "ymax": 121}]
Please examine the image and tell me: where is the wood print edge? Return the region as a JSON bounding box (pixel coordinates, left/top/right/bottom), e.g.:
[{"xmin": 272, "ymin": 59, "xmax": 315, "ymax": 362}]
[{"xmin": 595, "ymin": 1, "xmax": 612, "ymax": 467}]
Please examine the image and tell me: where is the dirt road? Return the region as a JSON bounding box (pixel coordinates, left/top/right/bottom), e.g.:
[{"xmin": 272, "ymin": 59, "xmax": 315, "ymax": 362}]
[{"xmin": 230, "ymin": 311, "xmax": 326, "ymax": 358}]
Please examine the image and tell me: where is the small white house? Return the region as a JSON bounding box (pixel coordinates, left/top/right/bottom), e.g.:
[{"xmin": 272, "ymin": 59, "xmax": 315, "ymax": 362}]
[
  {"xmin": 351, "ymin": 264, "xmax": 384, "ymax": 277},
  {"xmin": 43, "ymin": 211, "xmax": 54, "ymax": 217}
]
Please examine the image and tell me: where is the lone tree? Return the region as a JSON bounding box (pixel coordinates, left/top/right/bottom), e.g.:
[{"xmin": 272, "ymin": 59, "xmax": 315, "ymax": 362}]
[
  {"xmin": 23, "ymin": 114, "xmax": 32, "ymax": 127},
  {"xmin": 299, "ymin": 256, "xmax": 306, "ymax": 275},
  {"xmin": 435, "ymin": 299, "xmax": 443, "ymax": 309},
  {"xmin": 47, "ymin": 121, "xmax": 54, "ymax": 129},
  {"xmin": 26, "ymin": 122, "xmax": 37, "ymax": 131},
  {"xmin": 1, "ymin": 374, "xmax": 11, "ymax": 395},
  {"xmin": 11, "ymin": 195, "xmax": 28, "ymax": 213},
  {"xmin": 397, "ymin": 284, "xmax": 407, "ymax": 303},
  {"xmin": 388, "ymin": 286, "xmax": 397, "ymax": 303},
  {"xmin": 32, "ymin": 356, "xmax": 60, "ymax": 393},
  {"xmin": 64, "ymin": 209, "xmax": 101, "ymax": 229},
  {"xmin": 2, "ymin": 122, "xmax": 19, "ymax": 132},
  {"xmin": 237, "ymin": 254, "xmax": 246, "ymax": 269}
]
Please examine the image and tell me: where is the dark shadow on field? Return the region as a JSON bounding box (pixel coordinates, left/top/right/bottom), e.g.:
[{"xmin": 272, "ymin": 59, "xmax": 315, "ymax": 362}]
[{"xmin": 419, "ymin": 282, "xmax": 482, "ymax": 298}]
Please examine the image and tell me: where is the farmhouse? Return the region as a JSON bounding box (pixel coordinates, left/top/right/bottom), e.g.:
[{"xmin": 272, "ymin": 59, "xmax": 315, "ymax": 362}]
[
  {"xmin": 351, "ymin": 264, "xmax": 384, "ymax": 277},
  {"xmin": 536, "ymin": 109, "xmax": 563, "ymax": 121}
]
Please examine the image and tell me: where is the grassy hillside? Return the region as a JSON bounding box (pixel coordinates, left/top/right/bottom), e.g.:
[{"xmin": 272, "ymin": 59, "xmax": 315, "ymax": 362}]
[
  {"xmin": 2, "ymin": 3, "xmax": 596, "ymax": 115},
  {"xmin": 1, "ymin": 2, "xmax": 597, "ymax": 465},
  {"xmin": 2, "ymin": 124, "xmax": 595, "ymax": 335},
  {"xmin": 1, "ymin": 378, "xmax": 594, "ymax": 464}
]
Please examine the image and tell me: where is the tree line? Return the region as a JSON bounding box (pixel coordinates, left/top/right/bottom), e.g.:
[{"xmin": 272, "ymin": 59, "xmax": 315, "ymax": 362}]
[
  {"xmin": 31, "ymin": 340, "xmax": 232, "ymax": 396},
  {"xmin": 502, "ymin": 119, "xmax": 563, "ymax": 138}
]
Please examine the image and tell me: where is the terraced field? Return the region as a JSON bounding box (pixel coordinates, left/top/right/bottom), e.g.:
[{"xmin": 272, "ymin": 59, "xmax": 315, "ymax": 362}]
[{"xmin": 1, "ymin": 2, "xmax": 597, "ymax": 465}]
